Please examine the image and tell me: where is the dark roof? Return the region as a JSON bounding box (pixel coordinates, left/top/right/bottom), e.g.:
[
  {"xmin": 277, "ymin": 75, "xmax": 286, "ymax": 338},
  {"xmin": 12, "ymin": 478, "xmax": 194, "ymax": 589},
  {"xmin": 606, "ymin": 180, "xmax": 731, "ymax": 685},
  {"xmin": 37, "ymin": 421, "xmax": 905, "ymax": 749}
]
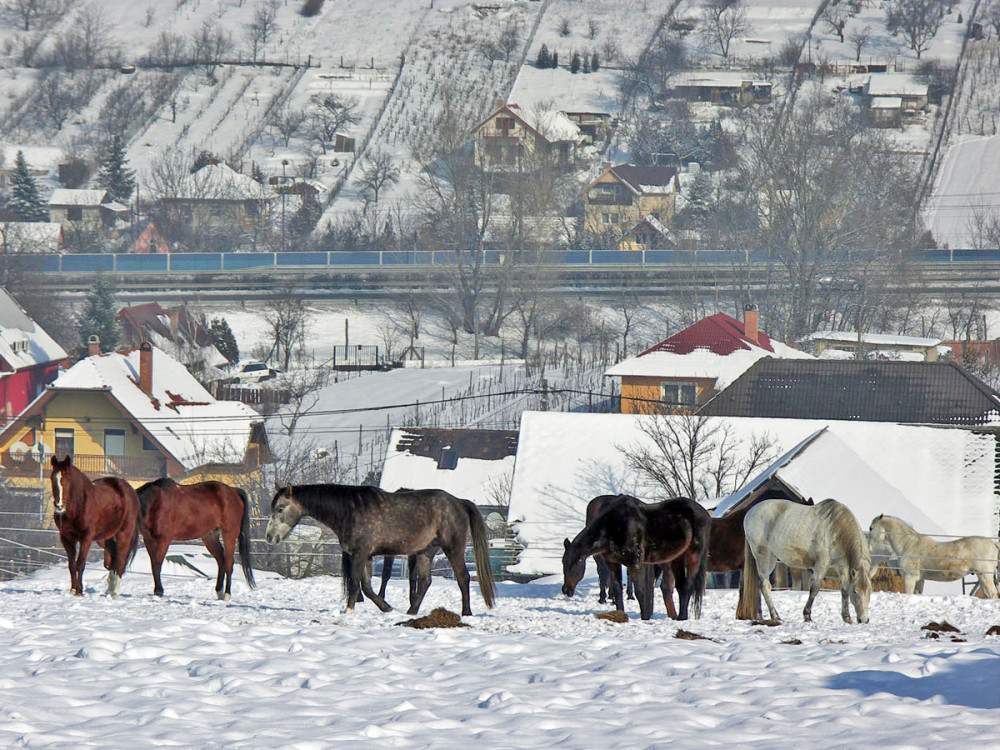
[
  {"xmin": 640, "ymin": 313, "xmax": 775, "ymax": 356},
  {"xmin": 117, "ymin": 303, "xmax": 214, "ymax": 349},
  {"xmin": 609, "ymin": 164, "xmax": 678, "ymax": 193},
  {"xmin": 394, "ymin": 428, "xmax": 518, "ymax": 461},
  {"xmin": 698, "ymin": 359, "xmax": 1000, "ymax": 425}
]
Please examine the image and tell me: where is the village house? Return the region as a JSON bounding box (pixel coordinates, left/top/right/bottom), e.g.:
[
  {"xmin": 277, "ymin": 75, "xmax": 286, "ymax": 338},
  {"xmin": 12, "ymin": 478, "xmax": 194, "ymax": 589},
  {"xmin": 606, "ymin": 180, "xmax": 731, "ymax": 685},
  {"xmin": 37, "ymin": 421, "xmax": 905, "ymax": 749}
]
[
  {"xmin": 0, "ymin": 288, "xmax": 67, "ymax": 425},
  {"xmin": 856, "ymin": 73, "xmax": 929, "ymax": 128},
  {"xmin": 158, "ymin": 162, "xmax": 274, "ymax": 251},
  {"xmin": 117, "ymin": 302, "xmax": 229, "ymax": 374},
  {"xmin": 800, "ymin": 330, "xmax": 946, "ymax": 361},
  {"xmin": 604, "ymin": 305, "xmax": 813, "ymax": 414},
  {"xmin": 129, "ymin": 220, "xmax": 170, "ymax": 254},
  {"xmin": 473, "ymin": 101, "xmax": 582, "ymax": 171},
  {"xmin": 667, "ymin": 71, "xmax": 772, "ymax": 107},
  {"xmin": 0, "ymin": 340, "xmax": 269, "ymax": 486},
  {"xmin": 47, "ymin": 188, "xmax": 129, "ymax": 237},
  {"xmin": 582, "ymin": 163, "xmax": 680, "ymax": 247}
]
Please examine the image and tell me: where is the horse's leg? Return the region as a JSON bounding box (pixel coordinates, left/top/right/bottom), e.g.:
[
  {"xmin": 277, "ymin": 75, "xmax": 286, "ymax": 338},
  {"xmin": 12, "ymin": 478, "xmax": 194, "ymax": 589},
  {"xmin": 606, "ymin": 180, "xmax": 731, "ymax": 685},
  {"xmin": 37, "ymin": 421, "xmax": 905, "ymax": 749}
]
[
  {"xmin": 407, "ymin": 552, "xmax": 433, "ymax": 615},
  {"xmin": 60, "ymin": 536, "xmax": 81, "ymax": 595},
  {"xmin": 219, "ymin": 524, "xmax": 239, "ymax": 601},
  {"xmin": 378, "ymin": 555, "xmax": 395, "ymax": 600},
  {"xmin": 803, "ymin": 556, "xmax": 829, "ymax": 623},
  {"xmin": 594, "ymin": 555, "xmax": 609, "ymax": 604},
  {"xmin": 356, "ymin": 556, "xmax": 393, "ymax": 612},
  {"xmin": 343, "ymin": 553, "xmax": 361, "ymax": 612},
  {"xmin": 202, "ymin": 533, "xmax": 229, "ymax": 600},
  {"xmin": 915, "ymin": 578, "xmax": 925, "ymax": 595},
  {"xmin": 757, "ymin": 554, "xmax": 781, "ymax": 622},
  {"xmin": 660, "ymin": 563, "xmax": 678, "ymax": 620},
  {"xmin": 629, "ymin": 565, "xmax": 653, "ymax": 620},
  {"xmin": 626, "ymin": 569, "xmax": 635, "ymax": 600},
  {"xmin": 607, "ymin": 562, "xmax": 625, "ymax": 611},
  {"xmin": 147, "ymin": 537, "xmax": 170, "ymax": 597},
  {"xmin": 73, "ymin": 538, "xmax": 94, "ymax": 596},
  {"xmin": 901, "ymin": 563, "xmax": 919, "ymax": 595},
  {"xmin": 442, "ymin": 543, "xmax": 473, "ymax": 617},
  {"xmin": 979, "ymin": 571, "xmax": 999, "ymax": 598},
  {"xmin": 107, "ymin": 533, "xmax": 128, "ymax": 598}
]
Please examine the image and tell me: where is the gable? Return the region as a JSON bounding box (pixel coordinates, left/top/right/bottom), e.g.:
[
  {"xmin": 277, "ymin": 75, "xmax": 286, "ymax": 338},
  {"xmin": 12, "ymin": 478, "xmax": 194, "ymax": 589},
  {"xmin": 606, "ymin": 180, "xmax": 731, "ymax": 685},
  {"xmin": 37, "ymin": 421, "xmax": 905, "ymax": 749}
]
[{"xmin": 643, "ymin": 313, "xmax": 775, "ymax": 356}]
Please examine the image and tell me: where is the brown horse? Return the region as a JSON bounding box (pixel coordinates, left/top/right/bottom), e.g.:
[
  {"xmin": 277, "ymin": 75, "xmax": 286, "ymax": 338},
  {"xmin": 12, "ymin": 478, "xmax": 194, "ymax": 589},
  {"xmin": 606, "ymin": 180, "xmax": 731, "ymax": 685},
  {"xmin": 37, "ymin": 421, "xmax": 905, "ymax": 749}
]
[
  {"xmin": 136, "ymin": 478, "xmax": 256, "ymax": 600},
  {"xmin": 50, "ymin": 455, "xmax": 141, "ymax": 597}
]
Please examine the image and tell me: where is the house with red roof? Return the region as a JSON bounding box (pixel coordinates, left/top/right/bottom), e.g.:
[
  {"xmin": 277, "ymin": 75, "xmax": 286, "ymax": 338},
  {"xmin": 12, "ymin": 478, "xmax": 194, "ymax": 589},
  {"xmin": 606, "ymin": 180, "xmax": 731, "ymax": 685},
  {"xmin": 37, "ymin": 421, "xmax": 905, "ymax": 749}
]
[{"xmin": 603, "ymin": 305, "xmax": 813, "ymax": 414}]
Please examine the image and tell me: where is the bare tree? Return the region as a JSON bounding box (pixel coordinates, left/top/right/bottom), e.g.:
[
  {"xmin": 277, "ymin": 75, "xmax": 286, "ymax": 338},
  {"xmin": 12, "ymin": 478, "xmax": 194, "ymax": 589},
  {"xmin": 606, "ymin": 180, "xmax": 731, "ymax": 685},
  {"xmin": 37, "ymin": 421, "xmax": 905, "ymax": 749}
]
[
  {"xmin": 34, "ymin": 72, "xmax": 78, "ymax": 130},
  {"xmin": 887, "ymin": 0, "xmax": 943, "ymax": 59},
  {"xmin": 356, "ymin": 148, "xmax": 400, "ymax": 204},
  {"xmin": 821, "ymin": 4, "xmax": 849, "ymax": 43},
  {"xmin": 272, "ymin": 108, "xmax": 307, "ymax": 147},
  {"xmin": 192, "ymin": 20, "xmax": 233, "ymax": 81},
  {"xmin": 258, "ymin": 285, "xmax": 312, "ymax": 370},
  {"xmin": 51, "ymin": 6, "xmax": 113, "ymax": 69},
  {"xmin": 272, "ymin": 366, "xmax": 331, "ymax": 436},
  {"xmin": 847, "ymin": 25, "xmax": 872, "ymax": 62},
  {"xmin": 700, "ymin": 0, "xmax": 750, "ymax": 63},
  {"xmin": 245, "ymin": 0, "xmax": 280, "ymax": 62},
  {"xmin": 144, "ymin": 31, "xmax": 188, "ymax": 68},
  {"xmin": 307, "ymin": 93, "xmax": 360, "ymax": 153},
  {"xmin": 619, "ymin": 415, "xmax": 781, "ymax": 501},
  {"xmin": 497, "ymin": 20, "xmax": 522, "ymax": 63},
  {"xmin": 6, "ymin": 0, "xmax": 53, "ymax": 31}
]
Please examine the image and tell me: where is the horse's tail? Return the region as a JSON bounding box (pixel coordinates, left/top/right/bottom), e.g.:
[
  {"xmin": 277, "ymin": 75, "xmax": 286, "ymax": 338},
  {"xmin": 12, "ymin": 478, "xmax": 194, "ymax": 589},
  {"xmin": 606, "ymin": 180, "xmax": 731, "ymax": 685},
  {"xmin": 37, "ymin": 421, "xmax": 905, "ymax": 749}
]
[
  {"xmin": 125, "ymin": 493, "xmax": 141, "ymax": 570},
  {"xmin": 736, "ymin": 538, "xmax": 761, "ymax": 620},
  {"xmin": 341, "ymin": 551, "xmax": 353, "ymax": 601},
  {"xmin": 462, "ymin": 499, "xmax": 497, "ymax": 609},
  {"xmin": 236, "ymin": 488, "xmax": 256, "ymax": 590},
  {"xmin": 690, "ymin": 519, "xmax": 710, "ymax": 619}
]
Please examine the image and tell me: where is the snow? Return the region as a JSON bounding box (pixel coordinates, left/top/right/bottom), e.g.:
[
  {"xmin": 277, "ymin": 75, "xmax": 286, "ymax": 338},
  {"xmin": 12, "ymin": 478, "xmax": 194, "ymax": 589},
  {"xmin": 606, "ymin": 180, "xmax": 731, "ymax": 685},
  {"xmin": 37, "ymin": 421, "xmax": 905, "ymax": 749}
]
[
  {"xmin": 507, "ymin": 412, "xmax": 999, "ymax": 577},
  {"xmin": 1, "ymin": 554, "xmax": 999, "ymax": 748},
  {"xmin": 604, "ymin": 344, "xmax": 812, "ymax": 388}
]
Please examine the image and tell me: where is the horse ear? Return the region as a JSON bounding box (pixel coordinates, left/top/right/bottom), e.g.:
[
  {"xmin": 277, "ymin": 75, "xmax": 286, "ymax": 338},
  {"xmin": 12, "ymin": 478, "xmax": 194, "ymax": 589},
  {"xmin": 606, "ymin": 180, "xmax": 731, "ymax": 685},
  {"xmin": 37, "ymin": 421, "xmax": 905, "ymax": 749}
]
[
  {"xmin": 50, "ymin": 456, "xmax": 58, "ymax": 468},
  {"xmin": 285, "ymin": 484, "xmax": 293, "ymax": 496},
  {"xmin": 274, "ymin": 482, "xmax": 281, "ymax": 493},
  {"xmin": 564, "ymin": 538, "xmax": 571, "ymax": 550}
]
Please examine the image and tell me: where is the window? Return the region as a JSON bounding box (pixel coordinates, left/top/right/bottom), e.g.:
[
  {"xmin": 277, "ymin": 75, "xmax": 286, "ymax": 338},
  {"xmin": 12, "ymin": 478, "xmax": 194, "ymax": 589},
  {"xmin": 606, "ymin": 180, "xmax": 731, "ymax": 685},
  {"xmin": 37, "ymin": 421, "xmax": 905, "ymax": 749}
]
[
  {"xmin": 496, "ymin": 117, "xmax": 515, "ymax": 132},
  {"xmin": 104, "ymin": 429, "xmax": 126, "ymax": 456},
  {"xmin": 142, "ymin": 435, "xmax": 158, "ymax": 452},
  {"xmin": 660, "ymin": 381, "xmax": 697, "ymax": 406},
  {"xmin": 67, "ymin": 206, "xmax": 83, "ymax": 221},
  {"xmin": 437, "ymin": 448, "xmax": 458, "ymax": 470},
  {"xmin": 601, "ymin": 212, "xmax": 620, "ymax": 225},
  {"xmin": 54, "ymin": 428, "xmax": 74, "ymax": 459}
]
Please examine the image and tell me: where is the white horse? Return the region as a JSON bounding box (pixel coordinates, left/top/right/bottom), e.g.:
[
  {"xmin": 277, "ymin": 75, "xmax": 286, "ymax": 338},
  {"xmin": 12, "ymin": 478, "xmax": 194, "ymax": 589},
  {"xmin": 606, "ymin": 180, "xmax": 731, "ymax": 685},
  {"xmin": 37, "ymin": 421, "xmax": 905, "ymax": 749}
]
[
  {"xmin": 737, "ymin": 499, "xmax": 872, "ymax": 624},
  {"xmin": 868, "ymin": 515, "xmax": 999, "ymax": 598}
]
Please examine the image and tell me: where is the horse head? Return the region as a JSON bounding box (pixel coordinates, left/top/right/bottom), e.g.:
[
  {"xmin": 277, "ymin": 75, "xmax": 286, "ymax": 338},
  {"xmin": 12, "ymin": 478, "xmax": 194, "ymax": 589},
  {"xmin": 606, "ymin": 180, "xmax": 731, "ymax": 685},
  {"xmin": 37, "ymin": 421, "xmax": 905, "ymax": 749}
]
[
  {"xmin": 850, "ymin": 566, "xmax": 872, "ymax": 624},
  {"xmin": 49, "ymin": 455, "xmax": 74, "ymax": 515},
  {"xmin": 265, "ymin": 484, "xmax": 304, "ymax": 545},
  {"xmin": 561, "ymin": 537, "xmax": 587, "ymax": 597}
]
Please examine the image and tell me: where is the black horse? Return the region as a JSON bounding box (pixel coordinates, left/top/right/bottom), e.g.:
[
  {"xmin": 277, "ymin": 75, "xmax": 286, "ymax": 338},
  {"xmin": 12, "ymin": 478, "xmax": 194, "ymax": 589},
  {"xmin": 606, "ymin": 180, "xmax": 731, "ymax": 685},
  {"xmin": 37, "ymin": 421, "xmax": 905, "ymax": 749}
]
[
  {"xmin": 562, "ymin": 495, "xmax": 711, "ymax": 620},
  {"xmin": 266, "ymin": 484, "xmax": 496, "ymax": 616},
  {"xmin": 571, "ymin": 494, "xmax": 675, "ymax": 613}
]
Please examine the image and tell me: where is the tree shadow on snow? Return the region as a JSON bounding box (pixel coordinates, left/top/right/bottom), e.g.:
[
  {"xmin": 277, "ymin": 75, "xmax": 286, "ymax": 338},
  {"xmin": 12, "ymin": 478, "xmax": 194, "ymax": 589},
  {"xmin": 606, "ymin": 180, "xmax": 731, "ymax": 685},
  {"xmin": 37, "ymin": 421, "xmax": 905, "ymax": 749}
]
[{"xmin": 826, "ymin": 655, "xmax": 1000, "ymax": 709}]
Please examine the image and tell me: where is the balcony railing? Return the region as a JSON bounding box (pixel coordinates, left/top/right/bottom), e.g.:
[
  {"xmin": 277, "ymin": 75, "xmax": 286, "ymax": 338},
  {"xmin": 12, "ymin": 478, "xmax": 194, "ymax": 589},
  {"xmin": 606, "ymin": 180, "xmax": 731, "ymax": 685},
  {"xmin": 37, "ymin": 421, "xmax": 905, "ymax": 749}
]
[{"xmin": 2, "ymin": 452, "xmax": 167, "ymax": 480}]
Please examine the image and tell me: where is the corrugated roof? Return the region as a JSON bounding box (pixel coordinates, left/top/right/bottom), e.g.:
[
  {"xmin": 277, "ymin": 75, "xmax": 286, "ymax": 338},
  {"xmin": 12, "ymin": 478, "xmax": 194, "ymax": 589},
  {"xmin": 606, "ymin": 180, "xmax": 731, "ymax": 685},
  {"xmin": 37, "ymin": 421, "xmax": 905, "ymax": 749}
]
[{"xmin": 699, "ymin": 359, "xmax": 1000, "ymax": 425}]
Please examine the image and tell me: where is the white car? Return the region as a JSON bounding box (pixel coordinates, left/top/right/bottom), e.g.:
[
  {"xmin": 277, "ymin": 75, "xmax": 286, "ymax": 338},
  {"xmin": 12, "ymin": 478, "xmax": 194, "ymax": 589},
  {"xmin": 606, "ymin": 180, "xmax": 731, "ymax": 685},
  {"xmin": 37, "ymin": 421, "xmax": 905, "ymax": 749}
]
[{"xmin": 235, "ymin": 361, "xmax": 279, "ymax": 383}]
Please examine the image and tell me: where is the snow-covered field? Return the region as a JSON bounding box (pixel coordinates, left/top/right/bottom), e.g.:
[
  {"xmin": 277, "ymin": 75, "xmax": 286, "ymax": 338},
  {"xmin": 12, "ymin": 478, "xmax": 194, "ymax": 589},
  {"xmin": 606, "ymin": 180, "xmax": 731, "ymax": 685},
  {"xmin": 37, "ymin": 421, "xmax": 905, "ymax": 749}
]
[{"xmin": 2, "ymin": 554, "xmax": 998, "ymax": 748}]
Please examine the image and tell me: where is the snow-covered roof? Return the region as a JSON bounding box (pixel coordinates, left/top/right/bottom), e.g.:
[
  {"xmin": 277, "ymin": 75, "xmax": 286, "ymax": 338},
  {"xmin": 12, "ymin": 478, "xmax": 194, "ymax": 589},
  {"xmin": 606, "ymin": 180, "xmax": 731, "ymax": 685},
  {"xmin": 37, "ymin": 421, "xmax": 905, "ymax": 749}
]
[
  {"xmin": 174, "ymin": 163, "xmax": 274, "ymax": 202},
  {"xmin": 0, "ymin": 287, "xmax": 67, "ymax": 371},
  {"xmin": 47, "ymin": 345, "xmax": 261, "ymax": 472},
  {"xmin": 0, "ymin": 222, "xmax": 62, "ymax": 252},
  {"xmin": 47, "ymin": 189, "xmax": 108, "ymax": 207},
  {"xmin": 671, "ymin": 71, "xmax": 770, "ymax": 88},
  {"xmin": 507, "ymin": 412, "xmax": 999, "ymax": 576},
  {"xmin": 870, "ymin": 96, "xmax": 903, "ymax": 110},
  {"xmin": 379, "ymin": 428, "xmax": 515, "ymax": 503},
  {"xmin": 864, "ymin": 74, "xmax": 928, "ymax": 98},
  {"xmin": 515, "ymin": 105, "xmax": 580, "ymax": 143},
  {"xmin": 804, "ymin": 330, "xmax": 941, "ymax": 348}
]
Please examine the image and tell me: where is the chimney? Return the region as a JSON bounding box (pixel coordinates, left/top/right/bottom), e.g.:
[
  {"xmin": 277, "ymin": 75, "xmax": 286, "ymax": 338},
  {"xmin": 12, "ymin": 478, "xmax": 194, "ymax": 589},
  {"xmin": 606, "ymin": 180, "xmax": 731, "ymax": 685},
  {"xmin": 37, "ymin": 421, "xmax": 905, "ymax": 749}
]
[
  {"xmin": 139, "ymin": 341, "xmax": 153, "ymax": 395},
  {"xmin": 744, "ymin": 303, "xmax": 759, "ymax": 345},
  {"xmin": 88, "ymin": 335, "xmax": 100, "ymax": 357}
]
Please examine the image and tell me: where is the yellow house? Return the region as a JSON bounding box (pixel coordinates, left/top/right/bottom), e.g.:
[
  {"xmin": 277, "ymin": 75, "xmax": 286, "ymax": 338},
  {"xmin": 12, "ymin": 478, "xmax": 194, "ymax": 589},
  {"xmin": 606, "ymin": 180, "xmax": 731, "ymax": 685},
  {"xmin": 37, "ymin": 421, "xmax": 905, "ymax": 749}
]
[
  {"xmin": 583, "ymin": 164, "xmax": 679, "ymax": 248},
  {"xmin": 473, "ymin": 102, "xmax": 582, "ymax": 171},
  {"xmin": 604, "ymin": 306, "xmax": 814, "ymax": 414},
  {"xmin": 0, "ymin": 340, "xmax": 270, "ymax": 490}
]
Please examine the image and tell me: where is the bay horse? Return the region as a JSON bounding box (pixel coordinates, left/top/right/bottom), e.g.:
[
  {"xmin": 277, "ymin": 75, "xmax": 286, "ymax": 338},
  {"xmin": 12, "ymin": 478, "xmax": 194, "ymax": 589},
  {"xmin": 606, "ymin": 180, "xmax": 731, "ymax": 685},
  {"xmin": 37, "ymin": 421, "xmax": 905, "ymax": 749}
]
[
  {"xmin": 562, "ymin": 494, "xmax": 673, "ymax": 615},
  {"xmin": 869, "ymin": 514, "xmax": 999, "ymax": 597},
  {"xmin": 266, "ymin": 484, "xmax": 497, "ymax": 616},
  {"xmin": 49, "ymin": 455, "xmax": 140, "ymax": 597},
  {"xmin": 562, "ymin": 495, "xmax": 711, "ymax": 621},
  {"xmin": 737, "ymin": 498, "xmax": 872, "ymax": 624},
  {"xmin": 136, "ymin": 478, "xmax": 256, "ymax": 600}
]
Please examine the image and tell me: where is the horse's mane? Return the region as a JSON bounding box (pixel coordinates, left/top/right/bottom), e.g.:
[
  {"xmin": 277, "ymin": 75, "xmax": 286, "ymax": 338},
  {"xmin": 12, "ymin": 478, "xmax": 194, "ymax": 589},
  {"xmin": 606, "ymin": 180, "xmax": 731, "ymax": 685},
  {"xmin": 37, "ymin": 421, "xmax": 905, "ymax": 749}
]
[
  {"xmin": 815, "ymin": 499, "xmax": 871, "ymax": 570},
  {"xmin": 291, "ymin": 483, "xmax": 386, "ymax": 517},
  {"xmin": 874, "ymin": 514, "xmax": 914, "ymax": 533}
]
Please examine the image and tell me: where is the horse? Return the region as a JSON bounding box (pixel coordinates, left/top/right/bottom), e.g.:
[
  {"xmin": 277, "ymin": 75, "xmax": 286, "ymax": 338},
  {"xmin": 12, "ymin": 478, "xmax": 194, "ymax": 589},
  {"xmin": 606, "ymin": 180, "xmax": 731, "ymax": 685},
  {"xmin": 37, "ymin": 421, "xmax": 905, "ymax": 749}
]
[
  {"xmin": 737, "ymin": 498, "xmax": 872, "ymax": 624},
  {"xmin": 136, "ymin": 478, "xmax": 256, "ymax": 600},
  {"xmin": 49, "ymin": 455, "xmax": 141, "ymax": 597},
  {"xmin": 265, "ymin": 484, "xmax": 496, "ymax": 616},
  {"xmin": 563, "ymin": 494, "xmax": 673, "ymax": 615},
  {"xmin": 868, "ymin": 514, "xmax": 999, "ymax": 598},
  {"xmin": 562, "ymin": 495, "xmax": 711, "ymax": 621}
]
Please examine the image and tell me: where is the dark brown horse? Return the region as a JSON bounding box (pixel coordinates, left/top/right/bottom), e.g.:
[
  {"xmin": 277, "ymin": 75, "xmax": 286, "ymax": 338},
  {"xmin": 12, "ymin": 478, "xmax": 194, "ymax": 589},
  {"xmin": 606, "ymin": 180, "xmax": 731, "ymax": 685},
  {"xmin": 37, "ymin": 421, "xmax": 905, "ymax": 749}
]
[
  {"xmin": 136, "ymin": 478, "xmax": 256, "ymax": 600},
  {"xmin": 568, "ymin": 494, "xmax": 674, "ymax": 614},
  {"xmin": 50, "ymin": 455, "xmax": 141, "ymax": 597},
  {"xmin": 563, "ymin": 495, "xmax": 711, "ymax": 620},
  {"xmin": 265, "ymin": 484, "xmax": 496, "ymax": 616}
]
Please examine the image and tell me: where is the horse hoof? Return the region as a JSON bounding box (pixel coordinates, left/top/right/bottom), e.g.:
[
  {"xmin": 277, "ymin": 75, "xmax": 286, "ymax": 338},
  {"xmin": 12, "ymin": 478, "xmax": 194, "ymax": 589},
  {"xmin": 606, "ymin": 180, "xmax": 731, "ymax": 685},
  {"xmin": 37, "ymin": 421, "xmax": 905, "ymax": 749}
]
[{"xmin": 217, "ymin": 591, "xmax": 230, "ymax": 601}]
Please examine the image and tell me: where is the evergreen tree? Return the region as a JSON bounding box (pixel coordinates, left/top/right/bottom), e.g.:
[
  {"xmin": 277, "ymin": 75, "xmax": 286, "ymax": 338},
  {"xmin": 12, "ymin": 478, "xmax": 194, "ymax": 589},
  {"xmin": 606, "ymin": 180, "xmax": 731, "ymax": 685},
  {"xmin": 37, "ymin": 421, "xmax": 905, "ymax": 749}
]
[
  {"xmin": 191, "ymin": 150, "xmax": 219, "ymax": 173},
  {"xmin": 77, "ymin": 274, "xmax": 120, "ymax": 354},
  {"xmin": 252, "ymin": 162, "xmax": 266, "ymax": 184},
  {"xmin": 570, "ymin": 51, "xmax": 581, "ymax": 73},
  {"xmin": 288, "ymin": 196, "xmax": 323, "ymax": 238},
  {"xmin": 591, "ymin": 52, "xmax": 600, "ymax": 72},
  {"xmin": 8, "ymin": 151, "xmax": 47, "ymax": 222},
  {"xmin": 582, "ymin": 53, "xmax": 591, "ymax": 73},
  {"xmin": 98, "ymin": 134, "xmax": 136, "ymax": 204},
  {"xmin": 535, "ymin": 43, "xmax": 551, "ymax": 68},
  {"xmin": 210, "ymin": 317, "xmax": 240, "ymax": 363},
  {"xmin": 551, "ymin": 51, "xmax": 559, "ymax": 68}
]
